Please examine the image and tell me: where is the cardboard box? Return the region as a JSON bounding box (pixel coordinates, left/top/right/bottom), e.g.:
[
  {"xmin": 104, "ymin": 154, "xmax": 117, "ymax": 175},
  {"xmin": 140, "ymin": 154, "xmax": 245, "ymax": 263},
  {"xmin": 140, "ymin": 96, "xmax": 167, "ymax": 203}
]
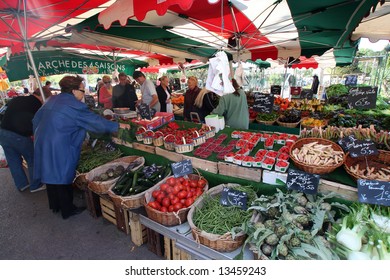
[
  {"xmin": 262, "ymin": 170, "xmax": 288, "ymax": 186},
  {"xmin": 155, "ymin": 112, "xmax": 175, "ymax": 124}
]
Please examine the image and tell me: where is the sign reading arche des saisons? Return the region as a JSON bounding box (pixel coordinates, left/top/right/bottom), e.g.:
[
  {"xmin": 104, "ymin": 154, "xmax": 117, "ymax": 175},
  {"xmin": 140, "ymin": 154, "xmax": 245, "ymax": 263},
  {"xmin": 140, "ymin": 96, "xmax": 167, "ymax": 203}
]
[{"xmin": 3, "ymin": 50, "xmax": 147, "ymax": 82}]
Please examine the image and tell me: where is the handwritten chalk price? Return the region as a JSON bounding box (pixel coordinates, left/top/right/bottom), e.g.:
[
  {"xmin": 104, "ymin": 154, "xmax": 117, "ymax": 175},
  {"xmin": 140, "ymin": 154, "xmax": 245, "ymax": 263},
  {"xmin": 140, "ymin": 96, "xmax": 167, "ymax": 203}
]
[
  {"xmin": 171, "ymin": 159, "xmax": 193, "ymax": 178},
  {"xmin": 220, "ymin": 187, "xmax": 248, "ymax": 210},
  {"xmin": 287, "ymin": 169, "xmax": 320, "ymax": 195},
  {"xmin": 358, "ymin": 179, "xmax": 390, "ymax": 207}
]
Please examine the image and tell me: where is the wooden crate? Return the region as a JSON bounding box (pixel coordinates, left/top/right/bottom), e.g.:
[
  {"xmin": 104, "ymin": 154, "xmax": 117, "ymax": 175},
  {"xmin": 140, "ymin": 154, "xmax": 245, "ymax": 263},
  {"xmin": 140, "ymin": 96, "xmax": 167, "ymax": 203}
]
[
  {"xmin": 128, "ymin": 211, "xmax": 147, "ymax": 246},
  {"xmin": 112, "ymin": 137, "xmax": 133, "ymax": 148},
  {"xmin": 218, "ymin": 162, "xmax": 262, "ymax": 182},
  {"xmin": 146, "ymin": 228, "xmax": 164, "ymax": 257},
  {"xmin": 155, "ymin": 147, "xmax": 183, "ymax": 162},
  {"xmin": 132, "ymin": 142, "xmax": 156, "ymax": 154},
  {"xmin": 84, "ymin": 187, "xmax": 102, "ymax": 218},
  {"xmin": 164, "ymin": 236, "xmax": 192, "ymax": 260},
  {"xmin": 319, "ymin": 179, "xmax": 358, "ymax": 201},
  {"xmin": 183, "ymin": 155, "xmax": 218, "ymax": 174},
  {"xmin": 99, "ymin": 196, "xmax": 130, "ymax": 234}
]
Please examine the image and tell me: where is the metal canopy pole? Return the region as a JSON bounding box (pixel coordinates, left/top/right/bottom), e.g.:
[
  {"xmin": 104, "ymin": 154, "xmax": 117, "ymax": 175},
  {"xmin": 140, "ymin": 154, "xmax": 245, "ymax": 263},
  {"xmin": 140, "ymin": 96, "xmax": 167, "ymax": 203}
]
[{"xmin": 17, "ymin": 2, "xmax": 45, "ymax": 102}]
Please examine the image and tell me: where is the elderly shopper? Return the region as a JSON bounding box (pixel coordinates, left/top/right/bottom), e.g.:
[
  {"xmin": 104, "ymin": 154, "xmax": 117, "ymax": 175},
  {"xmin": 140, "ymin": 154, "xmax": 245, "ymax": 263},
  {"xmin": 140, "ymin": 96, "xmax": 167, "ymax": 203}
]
[{"xmin": 33, "ymin": 75, "xmax": 124, "ymax": 219}]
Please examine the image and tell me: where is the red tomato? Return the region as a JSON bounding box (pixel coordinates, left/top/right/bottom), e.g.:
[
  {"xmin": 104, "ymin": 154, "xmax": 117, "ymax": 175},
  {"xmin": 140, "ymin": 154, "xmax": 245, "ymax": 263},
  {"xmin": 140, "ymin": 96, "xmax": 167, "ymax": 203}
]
[
  {"xmin": 156, "ymin": 193, "xmax": 166, "ymax": 203},
  {"xmin": 170, "ymin": 196, "xmax": 180, "ymax": 205},
  {"xmin": 160, "ymin": 206, "xmax": 168, "ymax": 213},
  {"xmin": 166, "ymin": 186, "xmax": 173, "ymax": 194},
  {"xmin": 152, "ymin": 190, "xmax": 161, "ymax": 199},
  {"xmin": 148, "ymin": 201, "xmax": 157, "ymax": 209},
  {"xmin": 177, "ymin": 190, "xmax": 188, "ymax": 199},
  {"xmin": 167, "ymin": 177, "xmax": 177, "ymax": 186},
  {"xmin": 182, "ymin": 180, "xmax": 189, "ymax": 188},
  {"xmin": 195, "ymin": 188, "xmax": 203, "ymax": 196},
  {"xmin": 180, "ymin": 198, "xmax": 186, "ymax": 205},
  {"xmin": 168, "ymin": 205, "xmax": 174, "ymax": 212},
  {"xmin": 186, "ymin": 191, "xmax": 193, "ymax": 198},
  {"xmin": 178, "ymin": 177, "xmax": 185, "ymax": 183},
  {"xmin": 197, "ymin": 178, "xmax": 207, "ymax": 189},
  {"xmin": 189, "ymin": 180, "xmax": 198, "ymax": 188},
  {"xmin": 172, "ymin": 185, "xmax": 181, "ymax": 195},
  {"xmin": 173, "ymin": 202, "xmax": 183, "ymax": 212},
  {"xmin": 168, "ymin": 193, "xmax": 176, "ymax": 201},
  {"xmin": 162, "ymin": 197, "xmax": 171, "ymax": 207},
  {"xmin": 160, "ymin": 183, "xmax": 169, "ymax": 192},
  {"xmin": 185, "ymin": 198, "xmax": 194, "ymax": 207}
]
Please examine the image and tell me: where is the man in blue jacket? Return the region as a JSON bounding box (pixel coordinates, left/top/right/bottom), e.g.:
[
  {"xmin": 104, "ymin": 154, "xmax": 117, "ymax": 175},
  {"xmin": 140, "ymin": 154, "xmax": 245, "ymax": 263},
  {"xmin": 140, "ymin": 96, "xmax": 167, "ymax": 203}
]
[{"xmin": 33, "ymin": 75, "xmax": 123, "ymax": 219}]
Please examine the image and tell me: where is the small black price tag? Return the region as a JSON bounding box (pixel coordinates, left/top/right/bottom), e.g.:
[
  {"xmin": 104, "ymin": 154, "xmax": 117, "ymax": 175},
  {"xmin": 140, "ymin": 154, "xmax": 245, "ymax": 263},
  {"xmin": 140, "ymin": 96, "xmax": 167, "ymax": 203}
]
[
  {"xmin": 270, "ymin": 85, "xmax": 281, "ymax": 95},
  {"xmin": 253, "ymin": 93, "xmax": 274, "ymax": 113},
  {"xmin": 137, "ymin": 103, "xmax": 152, "ymax": 120},
  {"xmin": 358, "ymin": 179, "xmax": 390, "ymax": 207},
  {"xmin": 348, "ymin": 140, "xmax": 378, "ymax": 158},
  {"xmin": 220, "ymin": 187, "xmax": 248, "ymax": 210},
  {"xmin": 171, "ymin": 159, "xmax": 193, "ymax": 178},
  {"xmin": 338, "ymin": 135, "xmax": 357, "ymax": 152},
  {"xmin": 347, "ymin": 87, "xmax": 377, "ymax": 109},
  {"xmin": 287, "ymin": 168, "xmax": 320, "ymax": 195},
  {"xmin": 105, "ymin": 141, "xmax": 116, "ymax": 152}
]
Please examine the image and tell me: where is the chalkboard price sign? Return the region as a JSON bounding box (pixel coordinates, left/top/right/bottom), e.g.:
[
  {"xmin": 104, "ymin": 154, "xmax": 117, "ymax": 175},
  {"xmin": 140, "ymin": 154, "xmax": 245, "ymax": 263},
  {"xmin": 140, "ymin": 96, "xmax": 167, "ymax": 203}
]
[
  {"xmin": 348, "ymin": 140, "xmax": 379, "ymax": 158},
  {"xmin": 347, "ymin": 87, "xmax": 377, "ymax": 109},
  {"xmin": 171, "ymin": 159, "xmax": 193, "ymax": 178},
  {"xmin": 337, "ymin": 135, "xmax": 357, "ymax": 152},
  {"xmin": 220, "ymin": 187, "xmax": 248, "ymax": 210},
  {"xmin": 137, "ymin": 103, "xmax": 152, "ymax": 120},
  {"xmin": 358, "ymin": 179, "xmax": 390, "ymax": 207},
  {"xmin": 270, "ymin": 85, "xmax": 281, "ymax": 95},
  {"xmin": 253, "ymin": 93, "xmax": 274, "ymax": 113},
  {"xmin": 300, "ymin": 89, "xmax": 314, "ymax": 99},
  {"xmin": 287, "ymin": 168, "xmax": 320, "ymax": 194}
]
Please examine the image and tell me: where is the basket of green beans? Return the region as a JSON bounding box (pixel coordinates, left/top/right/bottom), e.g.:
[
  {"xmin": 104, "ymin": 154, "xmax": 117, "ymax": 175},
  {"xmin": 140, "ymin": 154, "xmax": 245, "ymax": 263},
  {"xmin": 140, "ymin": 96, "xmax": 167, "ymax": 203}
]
[{"xmin": 187, "ymin": 183, "xmax": 257, "ymax": 252}]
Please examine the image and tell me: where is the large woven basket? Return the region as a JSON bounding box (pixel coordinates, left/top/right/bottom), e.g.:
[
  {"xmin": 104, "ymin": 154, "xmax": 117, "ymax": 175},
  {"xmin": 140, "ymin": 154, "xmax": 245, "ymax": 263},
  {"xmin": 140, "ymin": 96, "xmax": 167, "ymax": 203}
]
[
  {"xmin": 276, "ymin": 117, "xmax": 301, "ymax": 128},
  {"xmin": 86, "ymin": 156, "xmax": 145, "ymax": 194},
  {"xmin": 344, "ymin": 150, "xmax": 390, "ymax": 182},
  {"xmin": 107, "ymin": 167, "xmax": 171, "ymax": 209},
  {"xmin": 144, "ymin": 174, "xmax": 208, "ymax": 226},
  {"xmin": 256, "ymin": 119, "xmax": 275, "ymax": 125},
  {"xmin": 289, "ymin": 138, "xmax": 345, "ymax": 175},
  {"xmin": 187, "ymin": 183, "xmax": 247, "ymax": 252}
]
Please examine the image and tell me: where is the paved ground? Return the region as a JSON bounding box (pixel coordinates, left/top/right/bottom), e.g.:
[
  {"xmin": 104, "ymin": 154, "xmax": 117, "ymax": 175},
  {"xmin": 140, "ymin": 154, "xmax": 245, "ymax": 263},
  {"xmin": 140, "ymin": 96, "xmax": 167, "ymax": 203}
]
[{"xmin": 0, "ymin": 168, "xmax": 162, "ymax": 260}]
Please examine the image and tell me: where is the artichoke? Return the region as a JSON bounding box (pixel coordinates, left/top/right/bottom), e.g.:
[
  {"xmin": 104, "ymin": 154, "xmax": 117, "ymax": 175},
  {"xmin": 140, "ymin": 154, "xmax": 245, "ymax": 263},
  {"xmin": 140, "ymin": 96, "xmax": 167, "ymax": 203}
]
[
  {"xmin": 294, "ymin": 215, "xmax": 310, "ymax": 227},
  {"xmin": 261, "ymin": 243, "xmax": 274, "ymax": 256},
  {"xmin": 297, "ymin": 195, "xmax": 308, "ymax": 207},
  {"xmin": 277, "ymin": 243, "xmax": 289, "ymax": 257},
  {"xmin": 289, "ymin": 237, "xmax": 301, "ymax": 247},
  {"xmin": 264, "ymin": 219, "xmax": 276, "ymax": 231},
  {"xmin": 265, "ymin": 233, "xmax": 279, "ymax": 246},
  {"xmin": 275, "ymin": 225, "xmax": 287, "ymax": 238}
]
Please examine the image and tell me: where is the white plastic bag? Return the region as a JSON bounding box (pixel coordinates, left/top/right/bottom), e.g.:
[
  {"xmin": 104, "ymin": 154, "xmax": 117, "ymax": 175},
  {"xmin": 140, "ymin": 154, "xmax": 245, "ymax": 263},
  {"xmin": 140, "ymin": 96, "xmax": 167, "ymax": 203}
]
[
  {"xmin": 166, "ymin": 103, "xmax": 173, "ymax": 113},
  {"xmin": 0, "ymin": 145, "xmax": 7, "ymax": 168}
]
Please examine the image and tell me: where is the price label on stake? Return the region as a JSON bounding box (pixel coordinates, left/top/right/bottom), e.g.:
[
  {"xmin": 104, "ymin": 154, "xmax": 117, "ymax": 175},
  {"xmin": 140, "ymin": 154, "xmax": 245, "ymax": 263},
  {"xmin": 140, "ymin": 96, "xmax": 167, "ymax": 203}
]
[
  {"xmin": 220, "ymin": 187, "xmax": 248, "ymax": 210},
  {"xmin": 286, "ymin": 168, "xmax": 320, "ymax": 195},
  {"xmin": 253, "ymin": 93, "xmax": 274, "ymax": 113},
  {"xmin": 348, "ymin": 140, "xmax": 378, "ymax": 158},
  {"xmin": 171, "ymin": 159, "xmax": 193, "ymax": 178},
  {"xmin": 338, "ymin": 135, "xmax": 357, "ymax": 152},
  {"xmin": 137, "ymin": 103, "xmax": 152, "ymax": 120},
  {"xmin": 358, "ymin": 179, "xmax": 390, "ymax": 207}
]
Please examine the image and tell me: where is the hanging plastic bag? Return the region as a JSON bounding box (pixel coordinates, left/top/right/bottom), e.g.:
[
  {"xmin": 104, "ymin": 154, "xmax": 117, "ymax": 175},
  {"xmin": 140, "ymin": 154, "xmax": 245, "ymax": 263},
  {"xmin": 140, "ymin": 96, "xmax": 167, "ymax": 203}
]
[
  {"xmin": 166, "ymin": 102, "xmax": 173, "ymax": 113},
  {"xmin": 0, "ymin": 145, "xmax": 7, "ymax": 168}
]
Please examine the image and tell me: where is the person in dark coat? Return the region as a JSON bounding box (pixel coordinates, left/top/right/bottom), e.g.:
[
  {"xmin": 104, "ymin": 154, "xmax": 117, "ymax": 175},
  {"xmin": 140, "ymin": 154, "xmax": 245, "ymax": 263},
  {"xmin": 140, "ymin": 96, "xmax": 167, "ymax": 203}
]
[
  {"xmin": 33, "ymin": 75, "xmax": 121, "ymax": 219},
  {"xmin": 0, "ymin": 89, "xmax": 48, "ymax": 192},
  {"xmin": 311, "ymin": 75, "xmax": 320, "ymax": 95},
  {"xmin": 193, "ymin": 88, "xmax": 218, "ymax": 122},
  {"xmin": 112, "ymin": 72, "xmax": 138, "ymax": 110},
  {"xmin": 156, "ymin": 75, "xmax": 172, "ymax": 112},
  {"xmin": 183, "ymin": 76, "xmax": 201, "ymax": 121}
]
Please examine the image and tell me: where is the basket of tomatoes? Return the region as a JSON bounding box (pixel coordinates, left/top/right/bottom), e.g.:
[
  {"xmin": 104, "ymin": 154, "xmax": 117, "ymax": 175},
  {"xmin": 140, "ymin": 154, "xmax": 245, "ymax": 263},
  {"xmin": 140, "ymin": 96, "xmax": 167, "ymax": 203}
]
[{"xmin": 144, "ymin": 174, "xmax": 208, "ymax": 226}]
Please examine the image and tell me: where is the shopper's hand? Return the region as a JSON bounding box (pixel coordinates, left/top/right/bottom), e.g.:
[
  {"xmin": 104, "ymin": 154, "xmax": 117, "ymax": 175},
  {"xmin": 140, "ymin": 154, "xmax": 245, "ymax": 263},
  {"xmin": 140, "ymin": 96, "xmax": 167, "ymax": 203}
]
[{"xmin": 119, "ymin": 123, "xmax": 131, "ymax": 129}]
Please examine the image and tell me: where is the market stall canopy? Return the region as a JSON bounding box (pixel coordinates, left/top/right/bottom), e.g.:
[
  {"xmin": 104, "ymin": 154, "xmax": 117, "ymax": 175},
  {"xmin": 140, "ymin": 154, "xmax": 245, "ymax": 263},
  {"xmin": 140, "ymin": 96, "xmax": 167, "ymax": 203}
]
[
  {"xmin": 2, "ymin": 50, "xmax": 147, "ymax": 82},
  {"xmin": 137, "ymin": 60, "xmax": 204, "ymax": 73},
  {"xmin": 94, "ymin": 0, "xmax": 381, "ymax": 65},
  {"xmin": 0, "ymin": 0, "xmax": 114, "ymax": 53}
]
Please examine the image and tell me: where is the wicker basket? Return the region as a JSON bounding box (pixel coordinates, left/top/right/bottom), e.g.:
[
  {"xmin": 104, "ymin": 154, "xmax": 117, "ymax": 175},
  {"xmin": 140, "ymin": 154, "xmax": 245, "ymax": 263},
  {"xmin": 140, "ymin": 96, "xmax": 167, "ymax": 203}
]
[
  {"xmin": 276, "ymin": 117, "xmax": 301, "ymax": 128},
  {"xmin": 153, "ymin": 131, "xmax": 164, "ymax": 147},
  {"xmin": 174, "ymin": 137, "xmax": 194, "ymax": 153},
  {"xmin": 289, "ymin": 138, "xmax": 345, "ymax": 175},
  {"xmin": 187, "ymin": 183, "xmax": 247, "ymax": 252},
  {"xmin": 163, "ymin": 134, "xmax": 175, "ymax": 151},
  {"xmin": 144, "ymin": 174, "xmax": 209, "ymax": 226},
  {"xmin": 73, "ymin": 173, "xmax": 88, "ymax": 190},
  {"xmin": 204, "ymin": 126, "xmax": 216, "ymax": 139},
  {"xmin": 256, "ymin": 119, "xmax": 275, "ymax": 125},
  {"xmin": 300, "ymin": 118, "xmax": 328, "ymax": 130},
  {"xmin": 107, "ymin": 167, "xmax": 172, "ymax": 209},
  {"xmin": 135, "ymin": 126, "xmax": 146, "ymax": 141},
  {"xmin": 142, "ymin": 130, "xmax": 154, "ymax": 145},
  {"xmin": 344, "ymin": 150, "xmax": 390, "ymax": 182},
  {"xmin": 86, "ymin": 156, "xmax": 145, "ymax": 194},
  {"xmin": 193, "ymin": 131, "xmax": 206, "ymax": 146}
]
